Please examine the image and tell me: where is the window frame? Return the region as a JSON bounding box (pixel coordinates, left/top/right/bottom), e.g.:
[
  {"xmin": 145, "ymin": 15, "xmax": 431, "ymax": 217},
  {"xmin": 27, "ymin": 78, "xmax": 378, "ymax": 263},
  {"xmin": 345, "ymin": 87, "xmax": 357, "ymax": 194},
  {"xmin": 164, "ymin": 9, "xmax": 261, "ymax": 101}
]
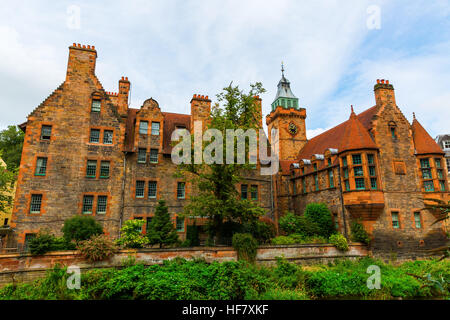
[
  {"xmin": 138, "ymin": 148, "xmax": 147, "ymax": 163},
  {"xmin": 149, "ymin": 149, "xmax": 159, "ymax": 163},
  {"xmin": 135, "ymin": 180, "xmax": 145, "ymax": 198},
  {"xmin": 82, "ymin": 195, "xmax": 94, "ymax": 214},
  {"xmin": 30, "ymin": 194, "xmax": 43, "ymax": 214},
  {"xmin": 35, "ymin": 157, "xmax": 48, "ymax": 176},
  {"xmin": 97, "ymin": 195, "xmax": 108, "ymax": 214},
  {"xmin": 86, "ymin": 160, "xmax": 97, "ymax": 178},
  {"xmin": 139, "ymin": 121, "xmax": 148, "ymax": 135},
  {"xmin": 177, "ymin": 182, "xmax": 186, "ymax": 199},
  {"xmin": 89, "ymin": 129, "xmax": 101, "ymax": 143},
  {"xmin": 91, "ymin": 99, "xmax": 101, "ymax": 113},
  {"xmin": 103, "ymin": 130, "xmax": 113, "ymax": 144},
  {"xmin": 151, "ymin": 122, "xmax": 160, "ymax": 136},
  {"xmin": 391, "ymin": 212, "xmax": 400, "ymax": 229},
  {"xmin": 40, "ymin": 125, "xmax": 52, "ymax": 141},
  {"xmin": 148, "ymin": 181, "xmax": 157, "ymax": 199},
  {"xmin": 99, "ymin": 161, "xmax": 110, "ymax": 179}
]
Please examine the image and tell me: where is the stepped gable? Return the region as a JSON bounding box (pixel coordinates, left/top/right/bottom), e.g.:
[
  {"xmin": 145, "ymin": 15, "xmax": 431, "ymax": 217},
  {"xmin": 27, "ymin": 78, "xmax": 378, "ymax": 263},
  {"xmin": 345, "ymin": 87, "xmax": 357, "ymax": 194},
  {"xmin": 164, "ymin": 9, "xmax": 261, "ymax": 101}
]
[{"xmin": 412, "ymin": 115, "xmax": 444, "ymax": 155}]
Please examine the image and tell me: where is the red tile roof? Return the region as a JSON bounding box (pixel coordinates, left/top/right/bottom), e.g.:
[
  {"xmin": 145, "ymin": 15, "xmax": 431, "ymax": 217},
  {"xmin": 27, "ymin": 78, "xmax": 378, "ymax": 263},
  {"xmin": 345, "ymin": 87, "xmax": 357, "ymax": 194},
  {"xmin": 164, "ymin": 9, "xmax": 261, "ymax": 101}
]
[
  {"xmin": 412, "ymin": 117, "xmax": 444, "ymax": 155},
  {"xmin": 297, "ymin": 107, "xmax": 378, "ymax": 161}
]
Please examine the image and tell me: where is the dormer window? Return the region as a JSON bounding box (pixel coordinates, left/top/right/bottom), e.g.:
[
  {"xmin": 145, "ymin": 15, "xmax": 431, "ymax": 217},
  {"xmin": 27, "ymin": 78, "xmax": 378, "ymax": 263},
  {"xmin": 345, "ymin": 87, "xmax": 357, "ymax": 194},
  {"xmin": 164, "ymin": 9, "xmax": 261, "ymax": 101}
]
[
  {"xmin": 444, "ymin": 140, "xmax": 450, "ymax": 149},
  {"xmin": 91, "ymin": 99, "xmax": 101, "ymax": 112}
]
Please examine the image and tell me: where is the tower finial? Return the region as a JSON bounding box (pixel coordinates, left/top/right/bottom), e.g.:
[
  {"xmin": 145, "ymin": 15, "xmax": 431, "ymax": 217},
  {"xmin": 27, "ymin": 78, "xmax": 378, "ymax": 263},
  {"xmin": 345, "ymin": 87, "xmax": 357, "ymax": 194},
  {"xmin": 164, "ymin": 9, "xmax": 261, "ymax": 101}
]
[
  {"xmin": 413, "ymin": 112, "xmax": 416, "ymax": 120},
  {"xmin": 351, "ymin": 105, "xmax": 354, "ymax": 113},
  {"xmin": 281, "ymin": 61, "xmax": 285, "ymax": 77}
]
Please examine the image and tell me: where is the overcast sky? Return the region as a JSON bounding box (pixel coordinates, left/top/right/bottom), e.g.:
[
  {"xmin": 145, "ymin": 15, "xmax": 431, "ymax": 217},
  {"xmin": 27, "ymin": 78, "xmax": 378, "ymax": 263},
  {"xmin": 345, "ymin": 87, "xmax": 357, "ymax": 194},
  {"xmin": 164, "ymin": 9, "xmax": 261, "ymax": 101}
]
[{"xmin": 0, "ymin": 0, "xmax": 449, "ymax": 138}]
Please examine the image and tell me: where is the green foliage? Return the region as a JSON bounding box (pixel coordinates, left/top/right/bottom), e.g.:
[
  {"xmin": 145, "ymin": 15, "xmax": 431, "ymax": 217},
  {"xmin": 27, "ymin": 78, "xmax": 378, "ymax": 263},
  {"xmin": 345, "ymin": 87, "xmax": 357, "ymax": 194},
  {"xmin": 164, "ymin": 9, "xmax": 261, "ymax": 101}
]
[
  {"xmin": 178, "ymin": 83, "xmax": 267, "ymax": 240},
  {"xmin": 232, "ymin": 233, "xmax": 258, "ymax": 262},
  {"xmin": 0, "ymin": 125, "xmax": 24, "ymax": 171},
  {"xmin": 350, "ymin": 220, "xmax": 371, "ymax": 244},
  {"xmin": 329, "ymin": 233, "xmax": 349, "ymax": 251},
  {"xmin": 243, "ymin": 218, "xmax": 276, "ymax": 244},
  {"xmin": 116, "ymin": 219, "xmax": 148, "ymax": 248},
  {"xmin": 279, "ymin": 212, "xmax": 322, "ymax": 237},
  {"xmin": 29, "ymin": 231, "xmax": 75, "ymax": 255},
  {"xmin": 303, "ymin": 203, "xmax": 335, "ymax": 238},
  {"xmin": 147, "ymin": 200, "xmax": 179, "ymax": 248},
  {"xmin": 271, "ymin": 234, "xmax": 328, "ymax": 245},
  {"xmin": 62, "ymin": 216, "xmax": 103, "ymax": 242},
  {"xmin": 185, "ymin": 223, "xmax": 200, "ymax": 247},
  {"xmin": 77, "ymin": 235, "xmax": 117, "ymax": 262},
  {"xmin": 0, "ymin": 162, "xmax": 15, "ymax": 213}
]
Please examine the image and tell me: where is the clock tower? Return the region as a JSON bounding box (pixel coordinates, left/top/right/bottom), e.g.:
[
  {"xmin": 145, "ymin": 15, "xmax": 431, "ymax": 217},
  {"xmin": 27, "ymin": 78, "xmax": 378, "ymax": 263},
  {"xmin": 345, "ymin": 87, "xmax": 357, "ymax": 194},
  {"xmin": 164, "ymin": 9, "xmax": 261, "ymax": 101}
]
[{"xmin": 266, "ymin": 64, "xmax": 307, "ymax": 161}]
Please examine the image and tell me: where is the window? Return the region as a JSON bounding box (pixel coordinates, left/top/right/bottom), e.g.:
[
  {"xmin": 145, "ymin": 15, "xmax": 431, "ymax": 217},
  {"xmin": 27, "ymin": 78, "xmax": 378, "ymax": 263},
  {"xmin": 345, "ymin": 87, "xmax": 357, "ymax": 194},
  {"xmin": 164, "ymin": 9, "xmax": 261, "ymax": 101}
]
[
  {"xmin": 250, "ymin": 185, "xmax": 258, "ymax": 200},
  {"xmin": 138, "ymin": 148, "xmax": 147, "ymax": 163},
  {"xmin": 424, "ymin": 180, "xmax": 434, "ymax": 192},
  {"xmin": 148, "ymin": 181, "xmax": 157, "ymax": 198},
  {"xmin": 139, "ymin": 121, "xmax": 148, "ymax": 134},
  {"xmin": 146, "ymin": 217, "xmax": 153, "ymax": 233},
  {"xmin": 24, "ymin": 233, "xmax": 36, "ymax": 251},
  {"xmin": 354, "ymin": 166, "xmax": 363, "ymax": 176},
  {"xmin": 134, "ymin": 217, "xmax": 143, "ymax": 232},
  {"xmin": 149, "ymin": 149, "xmax": 158, "ymax": 163},
  {"xmin": 370, "ymin": 178, "xmax": 377, "ymax": 190},
  {"xmin": 177, "ymin": 182, "xmax": 186, "ymax": 199},
  {"xmin": 439, "ymin": 181, "xmax": 446, "ymax": 192},
  {"xmin": 342, "ymin": 157, "xmax": 348, "ymax": 167},
  {"xmin": 91, "ymin": 99, "xmax": 101, "ymax": 112},
  {"xmin": 241, "ymin": 184, "xmax": 248, "ymax": 199},
  {"xmin": 420, "ymin": 158, "xmax": 430, "ymax": 168},
  {"xmin": 35, "ymin": 157, "xmax": 47, "ymax": 176},
  {"xmin": 355, "ymin": 178, "xmax": 365, "ymax": 190},
  {"xmin": 369, "ymin": 166, "xmax": 376, "ymax": 176},
  {"xmin": 97, "ymin": 196, "xmax": 107, "ymax": 214},
  {"xmin": 435, "ymin": 158, "xmax": 441, "ymax": 168},
  {"xmin": 444, "ymin": 140, "xmax": 450, "ymax": 149},
  {"xmin": 176, "ymin": 217, "xmax": 185, "ymax": 232},
  {"xmin": 327, "ymin": 158, "xmax": 332, "ymax": 166},
  {"xmin": 447, "ymin": 158, "xmax": 450, "ymax": 173},
  {"xmin": 41, "ymin": 125, "xmax": 52, "ymax": 140},
  {"xmin": 151, "ymin": 122, "xmax": 160, "ymax": 136},
  {"xmin": 313, "ymin": 163, "xmax": 317, "ymax": 171},
  {"xmin": 390, "ymin": 127, "xmax": 397, "ymax": 139},
  {"xmin": 314, "ymin": 174, "xmax": 319, "ymax": 191},
  {"xmin": 367, "ymin": 154, "xmax": 375, "ymax": 165},
  {"xmin": 414, "ymin": 212, "xmax": 422, "ymax": 229},
  {"xmin": 422, "ymin": 168, "xmax": 432, "ymax": 179},
  {"xmin": 391, "ymin": 212, "xmax": 400, "ymax": 229},
  {"xmin": 328, "ymin": 170, "xmax": 334, "ymax": 188},
  {"xmin": 136, "ymin": 181, "xmax": 145, "ymax": 198},
  {"xmin": 3, "ymin": 218, "xmax": 8, "ymax": 226},
  {"xmin": 437, "ymin": 170, "xmax": 444, "ymax": 179},
  {"xmin": 344, "ymin": 180, "xmax": 350, "ymax": 191},
  {"xmin": 352, "ymin": 154, "xmax": 362, "ymax": 165},
  {"xmin": 103, "ymin": 130, "xmax": 113, "ymax": 144},
  {"xmin": 82, "ymin": 195, "xmax": 94, "ymax": 214},
  {"xmin": 343, "ymin": 168, "xmax": 349, "ymax": 179},
  {"xmin": 100, "ymin": 161, "xmax": 110, "ymax": 178},
  {"xmin": 90, "ymin": 129, "xmax": 100, "ymax": 143},
  {"xmin": 86, "ymin": 160, "xmax": 97, "ymax": 178},
  {"xmin": 30, "ymin": 194, "xmax": 42, "ymax": 214}
]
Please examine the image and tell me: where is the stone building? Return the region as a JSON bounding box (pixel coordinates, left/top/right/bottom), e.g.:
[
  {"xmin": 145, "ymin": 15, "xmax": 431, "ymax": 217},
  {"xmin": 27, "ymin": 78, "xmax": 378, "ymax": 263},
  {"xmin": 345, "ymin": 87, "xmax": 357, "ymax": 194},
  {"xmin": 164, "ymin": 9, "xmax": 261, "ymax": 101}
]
[
  {"xmin": 9, "ymin": 44, "xmax": 272, "ymax": 249},
  {"xmin": 435, "ymin": 134, "xmax": 450, "ymax": 179},
  {"xmin": 9, "ymin": 44, "xmax": 449, "ymax": 256},
  {"xmin": 269, "ymin": 78, "xmax": 449, "ymax": 256}
]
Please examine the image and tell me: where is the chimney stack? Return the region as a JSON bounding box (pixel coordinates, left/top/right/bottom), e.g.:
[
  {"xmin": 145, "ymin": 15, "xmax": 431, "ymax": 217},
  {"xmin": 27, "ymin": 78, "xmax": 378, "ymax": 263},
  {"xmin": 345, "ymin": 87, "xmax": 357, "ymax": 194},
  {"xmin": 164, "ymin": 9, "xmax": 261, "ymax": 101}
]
[
  {"xmin": 118, "ymin": 76, "xmax": 130, "ymax": 115},
  {"xmin": 66, "ymin": 43, "xmax": 97, "ymax": 82},
  {"xmin": 190, "ymin": 94, "xmax": 211, "ymax": 131},
  {"xmin": 374, "ymin": 79, "xmax": 396, "ymax": 106}
]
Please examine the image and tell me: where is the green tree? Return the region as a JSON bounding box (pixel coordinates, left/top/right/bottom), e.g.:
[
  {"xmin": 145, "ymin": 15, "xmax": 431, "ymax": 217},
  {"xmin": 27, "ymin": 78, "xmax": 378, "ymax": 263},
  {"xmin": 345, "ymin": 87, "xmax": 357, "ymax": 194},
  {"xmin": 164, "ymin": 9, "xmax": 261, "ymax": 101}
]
[
  {"xmin": 303, "ymin": 203, "xmax": 335, "ymax": 238},
  {"xmin": 117, "ymin": 219, "xmax": 148, "ymax": 248},
  {"xmin": 178, "ymin": 82, "xmax": 266, "ymax": 242},
  {"xmin": 147, "ymin": 200, "xmax": 179, "ymax": 248},
  {"xmin": 0, "ymin": 125, "xmax": 24, "ymax": 171},
  {"xmin": 0, "ymin": 153, "xmax": 15, "ymax": 213},
  {"xmin": 62, "ymin": 216, "xmax": 103, "ymax": 242}
]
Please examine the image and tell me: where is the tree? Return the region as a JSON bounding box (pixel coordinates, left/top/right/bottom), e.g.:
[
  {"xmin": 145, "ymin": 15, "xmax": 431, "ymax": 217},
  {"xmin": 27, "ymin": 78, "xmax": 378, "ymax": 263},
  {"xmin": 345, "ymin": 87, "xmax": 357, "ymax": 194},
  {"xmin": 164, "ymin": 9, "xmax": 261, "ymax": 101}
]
[
  {"xmin": 147, "ymin": 200, "xmax": 179, "ymax": 248},
  {"xmin": 303, "ymin": 203, "xmax": 335, "ymax": 238},
  {"xmin": 0, "ymin": 125, "xmax": 24, "ymax": 171},
  {"xmin": 0, "ymin": 154, "xmax": 15, "ymax": 213},
  {"xmin": 177, "ymin": 82, "xmax": 266, "ymax": 242},
  {"xmin": 61, "ymin": 216, "xmax": 103, "ymax": 242}
]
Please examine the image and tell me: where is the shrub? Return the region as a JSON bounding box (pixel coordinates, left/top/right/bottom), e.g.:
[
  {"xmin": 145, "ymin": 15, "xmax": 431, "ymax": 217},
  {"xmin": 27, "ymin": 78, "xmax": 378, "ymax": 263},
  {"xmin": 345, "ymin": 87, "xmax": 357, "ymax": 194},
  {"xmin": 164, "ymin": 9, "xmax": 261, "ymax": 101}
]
[
  {"xmin": 279, "ymin": 212, "xmax": 322, "ymax": 237},
  {"xmin": 77, "ymin": 235, "xmax": 118, "ymax": 262},
  {"xmin": 117, "ymin": 219, "xmax": 148, "ymax": 248},
  {"xmin": 350, "ymin": 220, "xmax": 371, "ymax": 244},
  {"xmin": 147, "ymin": 200, "xmax": 179, "ymax": 248},
  {"xmin": 62, "ymin": 216, "xmax": 103, "ymax": 242},
  {"xmin": 271, "ymin": 234, "xmax": 328, "ymax": 245},
  {"xmin": 185, "ymin": 223, "xmax": 200, "ymax": 247},
  {"xmin": 303, "ymin": 203, "xmax": 335, "ymax": 238},
  {"xmin": 279, "ymin": 212, "xmax": 299, "ymax": 235},
  {"xmin": 29, "ymin": 232, "xmax": 55, "ymax": 255},
  {"xmin": 243, "ymin": 218, "xmax": 276, "ymax": 244},
  {"xmin": 52, "ymin": 237, "xmax": 76, "ymax": 251},
  {"xmin": 329, "ymin": 233, "xmax": 349, "ymax": 251},
  {"xmin": 232, "ymin": 233, "xmax": 258, "ymax": 262}
]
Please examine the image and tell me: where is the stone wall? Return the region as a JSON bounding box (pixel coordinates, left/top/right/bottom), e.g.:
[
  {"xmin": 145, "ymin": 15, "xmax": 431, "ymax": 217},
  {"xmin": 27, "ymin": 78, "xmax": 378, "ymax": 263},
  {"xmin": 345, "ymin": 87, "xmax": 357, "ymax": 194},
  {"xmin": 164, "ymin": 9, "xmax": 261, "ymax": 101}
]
[{"xmin": 0, "ymin": 244, "xmax": 368, "ymax": 287}]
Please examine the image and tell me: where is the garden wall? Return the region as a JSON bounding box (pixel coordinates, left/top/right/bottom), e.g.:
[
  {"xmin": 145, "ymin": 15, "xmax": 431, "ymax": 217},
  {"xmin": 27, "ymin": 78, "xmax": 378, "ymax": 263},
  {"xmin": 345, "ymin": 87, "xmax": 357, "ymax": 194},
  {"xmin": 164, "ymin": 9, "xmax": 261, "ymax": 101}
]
[{"xmin": 0, "ymin": 243, "xmax": 368, "ymax": 287}]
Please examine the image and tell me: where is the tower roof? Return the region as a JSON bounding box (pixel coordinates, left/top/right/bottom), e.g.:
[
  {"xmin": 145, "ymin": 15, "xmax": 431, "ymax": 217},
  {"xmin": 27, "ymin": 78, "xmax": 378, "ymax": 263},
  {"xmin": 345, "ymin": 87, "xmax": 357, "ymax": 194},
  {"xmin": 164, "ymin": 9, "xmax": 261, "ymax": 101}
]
[
  {"xmin": 412, "ymin": 115, "xmax": 444, "ymax": 155},
  {"xmin": 273, "ymin": 63, "xmax": 298, "ymax": 103}
]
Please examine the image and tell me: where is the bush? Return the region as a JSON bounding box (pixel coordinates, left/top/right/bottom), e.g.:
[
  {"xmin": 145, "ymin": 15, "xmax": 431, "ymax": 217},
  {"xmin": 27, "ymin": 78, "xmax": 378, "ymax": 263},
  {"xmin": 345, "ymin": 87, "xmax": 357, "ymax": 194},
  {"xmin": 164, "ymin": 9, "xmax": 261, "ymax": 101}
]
[
  {"xmin": 147, "ymin": 200, "xmax": 179, "ymax": 248},
  {"xmin": 232, "ymin": 233, "xmax": 258, "ymax": 262},
  {"xmin": 350, "ymin": 220, "xmax": 371, "ymax": 245},
  {"xmin": 329, "ymin": 233, "xmax": 349, "ymax": 251},
  {"xmin": 243, "ymin": 218, "xmax": 276, "ymax": 244},
  {"xmin": 117, "ymin": 219, "xmax": 149, "ymax": 248},
  {"xmin": 271, "ymin": 234, "xmax": 328, "ymax": 245},
  {"xmin": 185, "ymin": 223, "xmax": 200, "ymax": 247},
  {"xmin": 62, "ymin": 216, "xmax": 103, "ymax": 242},
  {"xmin": 29, "ymin": 232, "xmax": 75, "ymax": 255},
  {"xmin": 279, "ymin": 212, "xmax": 322, "ymax": 237},
  {"xmin": 303, "ymin": 203, "xmax": 335, "ymax": 238},
  {"xmin": 77, "ymin": 235, "xmax": 118, "ymax": 262}
]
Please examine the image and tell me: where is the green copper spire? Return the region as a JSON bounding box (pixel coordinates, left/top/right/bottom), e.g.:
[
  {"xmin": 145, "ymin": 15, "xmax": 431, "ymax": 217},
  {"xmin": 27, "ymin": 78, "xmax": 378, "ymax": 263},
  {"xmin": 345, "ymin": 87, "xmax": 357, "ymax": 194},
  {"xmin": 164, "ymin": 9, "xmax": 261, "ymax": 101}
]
[{"xmin": 271, "ymin": 62, "xmax": 299, "ymax": 111}]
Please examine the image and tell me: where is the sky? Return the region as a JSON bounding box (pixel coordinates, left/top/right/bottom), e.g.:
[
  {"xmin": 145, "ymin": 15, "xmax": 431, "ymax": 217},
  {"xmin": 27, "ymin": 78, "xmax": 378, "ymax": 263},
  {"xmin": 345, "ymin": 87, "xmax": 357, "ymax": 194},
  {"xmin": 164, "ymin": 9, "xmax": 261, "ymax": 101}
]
[{"xmin": 0, "ymin": 0, "xmax": 449, "ymax": 138}]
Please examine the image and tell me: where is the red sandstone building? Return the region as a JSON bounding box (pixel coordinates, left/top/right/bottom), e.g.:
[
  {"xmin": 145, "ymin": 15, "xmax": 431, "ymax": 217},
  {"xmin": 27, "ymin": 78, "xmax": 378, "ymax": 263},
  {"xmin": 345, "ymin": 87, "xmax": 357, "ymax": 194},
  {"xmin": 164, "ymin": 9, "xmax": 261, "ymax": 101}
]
[{"xmin": 8, "ymin": 44, "xmax": 449, "ymax": 256}]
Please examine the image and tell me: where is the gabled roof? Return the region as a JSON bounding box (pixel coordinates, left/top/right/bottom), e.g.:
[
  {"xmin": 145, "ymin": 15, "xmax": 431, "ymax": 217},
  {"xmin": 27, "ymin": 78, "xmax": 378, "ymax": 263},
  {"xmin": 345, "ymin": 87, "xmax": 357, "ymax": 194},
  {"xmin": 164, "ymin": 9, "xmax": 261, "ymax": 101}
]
[
  {"xmin": 412, "ymin": 117, "xmax": 444, "ymax": 155},
  {"xmin": 297, "ymin": 107, "xmax": 378, "ymax": 160}
]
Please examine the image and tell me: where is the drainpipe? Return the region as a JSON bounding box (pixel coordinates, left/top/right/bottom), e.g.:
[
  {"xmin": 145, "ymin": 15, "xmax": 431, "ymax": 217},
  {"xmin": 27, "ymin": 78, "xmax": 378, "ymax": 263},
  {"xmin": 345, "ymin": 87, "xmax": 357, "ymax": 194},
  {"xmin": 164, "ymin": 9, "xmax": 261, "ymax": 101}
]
[
  {"xmin": 118, "ymin": 152, "xmax": 127, "ymax": 238},
  {"xmin": 336, "ymin": 163, "xmax": 349, "ymax": 239}
]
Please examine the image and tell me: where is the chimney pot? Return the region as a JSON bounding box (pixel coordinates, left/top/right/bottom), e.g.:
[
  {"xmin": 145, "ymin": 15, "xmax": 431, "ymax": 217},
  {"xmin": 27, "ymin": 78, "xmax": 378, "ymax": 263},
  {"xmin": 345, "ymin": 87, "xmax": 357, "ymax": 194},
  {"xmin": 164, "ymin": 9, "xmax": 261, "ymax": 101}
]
[
  {"xmin": 82, "ymin": 45, "xmax": 86, "ymax": 49},
  {"xmin": 125, "ymin": 77, "xmax": 128, "ymax": 81},
  {"xmin": 72, "ymin": 42, "xmax": 76, "ymax": 46},
  {"xmin": 205, "ymin": 95, "xmax": 208, "ymax": 99},
  {"xmin": 386, "ymin": 80, "xmax": 389, "ymax": 84},
  {"xmin": 381, "ymin": 79, "xmax": 385, "ymax": 84},
  {"xmin": 376, "ymin": 79, "xmax": 380, "ymax": 84},
  {"xmin": 92, "ymin": 46, "xmax": 95, "ymax": 50},
  {"xmin": 87, "ymin": 45, "xmax": 91, "ymax": 49}
]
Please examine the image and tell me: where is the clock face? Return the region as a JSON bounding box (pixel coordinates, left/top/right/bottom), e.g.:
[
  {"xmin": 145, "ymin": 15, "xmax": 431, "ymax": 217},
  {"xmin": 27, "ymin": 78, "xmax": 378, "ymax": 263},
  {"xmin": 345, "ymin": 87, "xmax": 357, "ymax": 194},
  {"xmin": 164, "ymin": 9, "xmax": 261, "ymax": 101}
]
[{"xmin": 288, "ymin": 122, "xmax": 298, "ymax": 135}]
